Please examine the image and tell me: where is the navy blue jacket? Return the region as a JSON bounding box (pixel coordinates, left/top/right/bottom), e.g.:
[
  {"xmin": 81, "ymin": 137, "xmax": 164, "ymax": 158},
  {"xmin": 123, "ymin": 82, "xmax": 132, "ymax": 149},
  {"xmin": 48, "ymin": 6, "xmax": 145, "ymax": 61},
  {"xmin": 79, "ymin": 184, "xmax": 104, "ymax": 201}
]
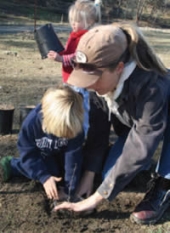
[{"xmin": 17, "ymin": 104, "xmax": 84, "ymax": 194}]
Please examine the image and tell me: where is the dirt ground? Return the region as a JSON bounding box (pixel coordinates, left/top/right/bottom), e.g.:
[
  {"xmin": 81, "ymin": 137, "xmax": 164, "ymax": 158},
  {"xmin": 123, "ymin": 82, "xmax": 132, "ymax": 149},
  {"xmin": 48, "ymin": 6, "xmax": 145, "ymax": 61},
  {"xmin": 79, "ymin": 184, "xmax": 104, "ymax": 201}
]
[{"xmin": 0, "ymin": 28, "xmax": 170, "ymax": 233}]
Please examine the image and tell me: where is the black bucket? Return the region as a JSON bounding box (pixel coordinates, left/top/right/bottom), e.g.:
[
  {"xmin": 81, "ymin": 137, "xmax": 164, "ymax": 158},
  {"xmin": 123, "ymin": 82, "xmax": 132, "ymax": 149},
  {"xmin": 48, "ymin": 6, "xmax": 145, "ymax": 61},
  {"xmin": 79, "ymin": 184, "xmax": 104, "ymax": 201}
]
[
  {"xmin": 19, "ymin": 105, "xmax": 35, "ymax": 127},
  {"xmin": 34, "ymin": 23, "xmax": 64, "ymax": 59},
  {"xmin": 0, "ymin": 107, "xmax": 15, "ymax": 135}
]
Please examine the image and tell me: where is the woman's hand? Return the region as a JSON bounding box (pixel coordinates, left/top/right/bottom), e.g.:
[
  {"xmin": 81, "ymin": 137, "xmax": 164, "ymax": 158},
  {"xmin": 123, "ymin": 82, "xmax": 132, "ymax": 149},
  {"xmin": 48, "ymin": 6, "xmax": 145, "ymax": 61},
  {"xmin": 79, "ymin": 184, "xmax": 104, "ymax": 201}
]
[
  {"xmin": 53, "ymin": 191, "xmax": 103, "ymax": 213},
  {"xmin": 47, "ymin": 50, "xmax": 63, "ymax": 62},
  {"xmin": 76, "ymin": 171, "xmax": 95, "ymax": 198},
  {"xmin": 43, "ymin": 176, "xmax": 62, "ymax": 200}
]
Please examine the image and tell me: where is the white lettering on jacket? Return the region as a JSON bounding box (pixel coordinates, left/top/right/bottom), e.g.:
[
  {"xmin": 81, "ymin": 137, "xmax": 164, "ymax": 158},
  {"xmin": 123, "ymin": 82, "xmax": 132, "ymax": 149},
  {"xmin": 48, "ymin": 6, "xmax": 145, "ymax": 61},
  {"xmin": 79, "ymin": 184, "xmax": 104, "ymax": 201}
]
[{"xmin": 35, "ymin": 137, "xmax": 68, "ymax": 150}]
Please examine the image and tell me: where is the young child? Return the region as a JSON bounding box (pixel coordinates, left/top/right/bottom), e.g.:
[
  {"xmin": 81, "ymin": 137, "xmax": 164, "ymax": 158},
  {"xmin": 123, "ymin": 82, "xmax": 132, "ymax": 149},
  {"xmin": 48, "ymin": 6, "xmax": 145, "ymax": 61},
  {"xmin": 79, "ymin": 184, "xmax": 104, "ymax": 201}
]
[
  {"xmin": 47, "ymin": 0, "xmax": 101, "ymax": 82},
  {"xmin": 47, "ymin": 0, "xmax": 102, "ymax": 137},
  {"xmin": 0, "ymin": 86, "xmax": 84, "ymax": 200}
]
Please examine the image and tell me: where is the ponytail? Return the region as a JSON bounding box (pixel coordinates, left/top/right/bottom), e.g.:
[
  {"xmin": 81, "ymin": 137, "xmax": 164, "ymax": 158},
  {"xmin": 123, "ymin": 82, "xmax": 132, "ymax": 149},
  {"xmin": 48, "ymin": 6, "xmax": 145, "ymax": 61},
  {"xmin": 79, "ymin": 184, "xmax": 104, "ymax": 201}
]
[{"xmin": 118, "ymin": 23, "xmax": 168, "ymax": 75}]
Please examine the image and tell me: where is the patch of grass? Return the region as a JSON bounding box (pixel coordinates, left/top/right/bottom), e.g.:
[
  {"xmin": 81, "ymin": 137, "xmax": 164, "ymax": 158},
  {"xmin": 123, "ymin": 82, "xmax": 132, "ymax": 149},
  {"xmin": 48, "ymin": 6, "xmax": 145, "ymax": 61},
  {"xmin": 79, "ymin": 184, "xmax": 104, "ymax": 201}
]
[
  {"xmin": 0, "ymin": 1, "xmax": 65, "ymax": 25},
  {"xmin": 148, "ymin": 227, "xmax": 170, "ymax": 233},
  {"xmin": 142, "ymin": 29, "xmax": 170, "ymax": 67}
]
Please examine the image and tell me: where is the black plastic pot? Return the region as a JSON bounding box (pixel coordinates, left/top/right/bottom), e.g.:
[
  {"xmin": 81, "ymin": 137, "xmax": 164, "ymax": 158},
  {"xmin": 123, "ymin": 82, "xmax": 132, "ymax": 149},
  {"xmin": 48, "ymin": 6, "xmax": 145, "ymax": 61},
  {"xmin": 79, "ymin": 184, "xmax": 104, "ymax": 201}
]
[
  {"xmin": 19, "ymin": 105, "xmax": 35, "ymax": 127},
  {"xmin": 0, "ymin": 106, "xmax": 15, "ymax": 135},
  {"xmin": 34, "ymin": 23, "xmax": 64, "ymax": 59}
]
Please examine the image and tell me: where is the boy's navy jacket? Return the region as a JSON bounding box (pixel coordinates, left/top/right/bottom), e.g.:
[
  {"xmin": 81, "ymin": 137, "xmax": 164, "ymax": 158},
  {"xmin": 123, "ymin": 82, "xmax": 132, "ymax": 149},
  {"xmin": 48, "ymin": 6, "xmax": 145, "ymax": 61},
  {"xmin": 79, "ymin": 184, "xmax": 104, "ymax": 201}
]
[{"xmin": 17, "ymin": 104, "xmax": 84, "ymax": 194}]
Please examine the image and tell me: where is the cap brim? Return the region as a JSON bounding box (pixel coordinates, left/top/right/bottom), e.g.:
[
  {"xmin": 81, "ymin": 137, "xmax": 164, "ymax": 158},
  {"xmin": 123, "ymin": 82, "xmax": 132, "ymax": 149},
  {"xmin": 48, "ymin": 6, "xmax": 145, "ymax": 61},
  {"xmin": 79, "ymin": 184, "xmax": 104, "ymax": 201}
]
[{"xmin": 67, "ymin": 69, "xmax": 100, "ymax": 88}]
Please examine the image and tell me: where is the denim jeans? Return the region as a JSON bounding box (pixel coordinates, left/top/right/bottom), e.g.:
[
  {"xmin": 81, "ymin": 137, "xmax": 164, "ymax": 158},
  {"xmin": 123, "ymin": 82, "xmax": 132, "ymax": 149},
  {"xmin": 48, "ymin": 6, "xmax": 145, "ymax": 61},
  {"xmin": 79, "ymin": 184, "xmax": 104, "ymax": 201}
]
[
  {"xmin": 102, "ymin": 132, "xmax": 127, "ymax": 179},
  {"xmin": 156, "ymin": 113, "xmax": 170, "ymax": 179}
]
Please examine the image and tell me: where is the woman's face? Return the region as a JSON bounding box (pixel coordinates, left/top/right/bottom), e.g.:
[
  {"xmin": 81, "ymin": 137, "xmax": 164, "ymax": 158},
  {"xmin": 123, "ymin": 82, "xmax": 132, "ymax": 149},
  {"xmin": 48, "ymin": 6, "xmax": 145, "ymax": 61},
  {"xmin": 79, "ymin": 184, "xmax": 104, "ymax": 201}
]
[{"xmin": 86, "ymin": 67, "xmax": 122, "ymax": 95}]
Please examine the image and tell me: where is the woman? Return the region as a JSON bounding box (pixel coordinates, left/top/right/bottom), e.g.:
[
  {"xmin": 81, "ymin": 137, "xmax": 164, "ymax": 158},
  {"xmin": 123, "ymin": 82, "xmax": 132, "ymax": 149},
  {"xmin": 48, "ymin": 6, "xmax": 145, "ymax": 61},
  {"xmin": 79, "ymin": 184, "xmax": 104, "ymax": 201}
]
[{"xmin": 54, "ymin": 23, "xmax": 170, "ymax": 225}]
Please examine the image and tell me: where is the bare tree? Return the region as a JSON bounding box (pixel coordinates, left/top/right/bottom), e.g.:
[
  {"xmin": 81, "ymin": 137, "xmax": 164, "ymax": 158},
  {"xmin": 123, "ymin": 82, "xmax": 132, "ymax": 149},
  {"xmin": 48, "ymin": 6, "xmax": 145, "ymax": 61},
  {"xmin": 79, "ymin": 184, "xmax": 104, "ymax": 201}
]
[
  {"xmin": 148, "ymin": 0, "xmax": 167, "ymax": 25},
  {"xmin": 136, "ymin": 0, "xmax": 147, "ymax": 25}
]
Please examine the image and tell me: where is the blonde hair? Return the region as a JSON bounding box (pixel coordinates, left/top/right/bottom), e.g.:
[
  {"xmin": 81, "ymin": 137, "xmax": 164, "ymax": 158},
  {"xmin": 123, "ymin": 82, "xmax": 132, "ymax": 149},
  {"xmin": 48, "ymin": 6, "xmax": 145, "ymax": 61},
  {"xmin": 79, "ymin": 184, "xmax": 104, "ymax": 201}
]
[
  {"xmin": 115, "ymin": 22, "xmax": 168, "ymax": 75},
  {"xmin": 69, "ymin": 0, "xmax": 101, "ymax": 29},
  {"xmin": 41, "ymin": 85, "xmax": 84, "ymax": 139}
]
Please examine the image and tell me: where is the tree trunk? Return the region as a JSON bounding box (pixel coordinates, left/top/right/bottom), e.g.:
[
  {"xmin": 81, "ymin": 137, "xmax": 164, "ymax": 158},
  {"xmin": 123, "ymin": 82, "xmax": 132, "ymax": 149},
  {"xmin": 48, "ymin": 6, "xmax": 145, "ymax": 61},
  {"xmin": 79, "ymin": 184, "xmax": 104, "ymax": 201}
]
[{"xmin": 136, "ymin": 0, "xmax": 146, "ymax": 25}]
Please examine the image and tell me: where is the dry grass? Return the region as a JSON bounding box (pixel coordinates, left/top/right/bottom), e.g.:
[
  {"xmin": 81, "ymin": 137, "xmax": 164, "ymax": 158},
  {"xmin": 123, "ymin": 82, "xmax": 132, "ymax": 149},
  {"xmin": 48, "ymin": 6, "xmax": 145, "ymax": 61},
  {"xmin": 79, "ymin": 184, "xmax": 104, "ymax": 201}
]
[
  {"xmin": 142, "ymin": 28, "xmax": 170, "ymax": 67},
  {"xmin": 0, "ymin": 29, "xmax": 68, "ymax": 129}
]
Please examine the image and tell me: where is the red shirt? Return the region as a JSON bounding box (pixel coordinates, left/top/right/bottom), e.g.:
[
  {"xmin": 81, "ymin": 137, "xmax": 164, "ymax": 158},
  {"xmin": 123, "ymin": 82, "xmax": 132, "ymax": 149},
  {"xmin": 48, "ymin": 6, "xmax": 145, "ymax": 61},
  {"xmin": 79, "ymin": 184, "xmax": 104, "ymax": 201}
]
[{"xmin": 60, "ymin": 29, "xmax": 88, "ymax": 82}]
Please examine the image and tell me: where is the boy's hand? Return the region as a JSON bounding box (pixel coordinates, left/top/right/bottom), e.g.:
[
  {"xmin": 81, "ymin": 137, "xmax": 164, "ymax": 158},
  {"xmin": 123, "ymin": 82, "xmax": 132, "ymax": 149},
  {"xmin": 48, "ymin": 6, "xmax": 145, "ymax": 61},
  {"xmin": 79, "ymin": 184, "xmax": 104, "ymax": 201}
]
[
  {"xmin": 43, "ymin": 176, "xmax": 62, "ymax": 200},
  {"xmin": 47, "ymin": 50, "xmax": 63, "ymax": 62}
]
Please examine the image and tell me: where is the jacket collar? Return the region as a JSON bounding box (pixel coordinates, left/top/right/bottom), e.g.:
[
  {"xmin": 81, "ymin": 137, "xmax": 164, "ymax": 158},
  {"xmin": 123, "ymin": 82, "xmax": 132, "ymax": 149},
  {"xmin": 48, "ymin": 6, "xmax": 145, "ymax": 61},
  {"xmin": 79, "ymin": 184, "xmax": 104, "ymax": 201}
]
[
  {"xmin": 113, "ymin": 60, "xmax": 136, "ymax": 100},
  {"xmin": 100, "ymin": 60, "xmax": 136, "ymax": 103}
]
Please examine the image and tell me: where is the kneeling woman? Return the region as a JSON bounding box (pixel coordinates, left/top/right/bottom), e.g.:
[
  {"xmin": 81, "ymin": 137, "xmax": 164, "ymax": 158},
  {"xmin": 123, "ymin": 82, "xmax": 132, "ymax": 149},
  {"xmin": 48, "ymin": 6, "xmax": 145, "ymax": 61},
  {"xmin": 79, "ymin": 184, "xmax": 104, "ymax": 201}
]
[{"xmin": 54, "ymin": 23, "xmax": 170, "ymax": 225}]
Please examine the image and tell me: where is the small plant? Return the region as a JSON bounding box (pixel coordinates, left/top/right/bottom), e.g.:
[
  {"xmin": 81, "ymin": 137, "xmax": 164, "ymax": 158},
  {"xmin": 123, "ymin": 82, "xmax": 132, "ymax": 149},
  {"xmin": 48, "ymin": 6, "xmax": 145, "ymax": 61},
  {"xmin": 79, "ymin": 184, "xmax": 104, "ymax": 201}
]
[{"xmin": 148, "ymin": 227, "xmax": 167, "ymax": 233}]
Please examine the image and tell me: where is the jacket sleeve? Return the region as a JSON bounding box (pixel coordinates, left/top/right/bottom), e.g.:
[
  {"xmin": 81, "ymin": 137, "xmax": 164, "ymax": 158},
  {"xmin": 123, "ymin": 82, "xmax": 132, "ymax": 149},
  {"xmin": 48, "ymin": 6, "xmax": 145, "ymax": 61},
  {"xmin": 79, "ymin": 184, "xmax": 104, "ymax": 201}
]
[
  {"xmin": 64, "ymin": 131, "xmax": 84, "ymax": 195},
  {"xmin": 97, "ymin": 80, "xmax": 168, "ymax": 200},
  {"xmin": 83, "ymin": 92, "xmax": 111, "ymax": 173},
  {"xmin": 62, "ymin": 53, "xmax": 75, "ymax": 67},
  {"xmin": 17, "ymin": 121, "xmax": 51, "ymax": 184}
]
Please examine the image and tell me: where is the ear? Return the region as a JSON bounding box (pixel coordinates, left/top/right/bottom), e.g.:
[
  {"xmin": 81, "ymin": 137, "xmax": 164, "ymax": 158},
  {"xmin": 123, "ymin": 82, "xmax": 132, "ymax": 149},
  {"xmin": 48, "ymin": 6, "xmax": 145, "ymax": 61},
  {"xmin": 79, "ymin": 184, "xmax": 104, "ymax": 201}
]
[{"xmin": 116, "ymin": 62, "xmax": 124, "ymax": 74}]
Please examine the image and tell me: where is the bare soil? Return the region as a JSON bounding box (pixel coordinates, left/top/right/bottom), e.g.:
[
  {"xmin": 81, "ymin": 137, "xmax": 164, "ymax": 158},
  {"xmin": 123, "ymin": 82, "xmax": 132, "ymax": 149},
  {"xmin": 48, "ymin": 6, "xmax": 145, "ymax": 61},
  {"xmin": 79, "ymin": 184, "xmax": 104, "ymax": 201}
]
[{"xmin": 0, "ymin": 29, "xmax": 170, "ymax": 233}]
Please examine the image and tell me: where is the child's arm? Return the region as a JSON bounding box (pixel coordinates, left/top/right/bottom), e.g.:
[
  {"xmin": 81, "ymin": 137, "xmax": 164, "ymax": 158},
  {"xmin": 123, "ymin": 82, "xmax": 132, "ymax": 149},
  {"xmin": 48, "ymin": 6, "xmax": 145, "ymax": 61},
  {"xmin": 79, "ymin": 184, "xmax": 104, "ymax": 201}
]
[
  {"xmin": 62, "ymin": 54, "xmax": 75, "ymax": 67},
  {"xmin": 17, "ymin": 114, "xmax": 60, "ymax": 199},
  {"xmin": 84, "ymin": 92, "xmax": 111, "ymax": 171},
  {"xmin": 77, "ymin": 93, "xmax": 111, "ymax": 197},
  {"xmin": 43, "ymin": 176, "xmax": 62, "ymax": 199},
  {"xmin": 17, "ymin": 127, "xmax": 52, "ymax": 183},
  {"xmin": 63, "ymin": 131, "xmax": 85, "ymax": 196},
  {"xmin": 18, "ymin": 126, "xmax": 62, "ymax": 199},
  {"xmin": 47, "ymin": 50, "xmax": 63, "ymax": 62},
  {"xmin": 47, "ymin": 50, "xmax": 75, "ymax": 67}
]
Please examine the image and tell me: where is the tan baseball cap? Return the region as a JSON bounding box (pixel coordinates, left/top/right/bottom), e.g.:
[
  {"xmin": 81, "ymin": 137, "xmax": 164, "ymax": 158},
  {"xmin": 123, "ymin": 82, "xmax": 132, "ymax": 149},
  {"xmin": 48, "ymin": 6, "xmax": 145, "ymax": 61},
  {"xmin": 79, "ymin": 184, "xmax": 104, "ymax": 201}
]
[{"xmin": 67, "ymin": 24, "xmax": 128, "ymax": 88}]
